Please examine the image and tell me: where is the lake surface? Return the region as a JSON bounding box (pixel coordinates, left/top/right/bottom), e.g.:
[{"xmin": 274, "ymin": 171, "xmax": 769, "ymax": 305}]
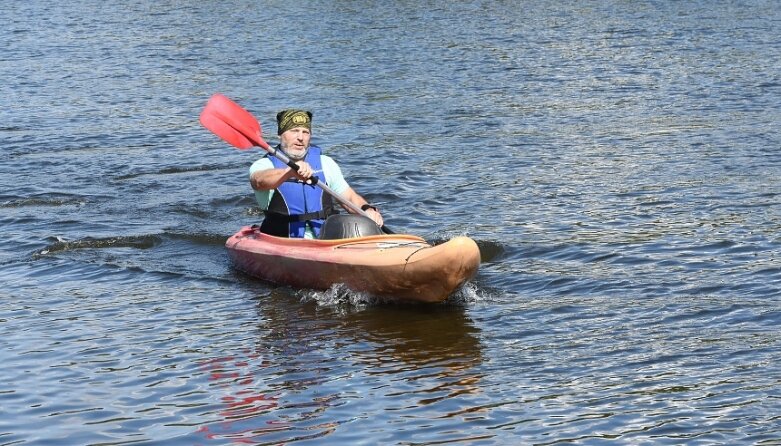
[{"xmin": 2, "ymin": 1, "xmax": 781, "ymax": 444}]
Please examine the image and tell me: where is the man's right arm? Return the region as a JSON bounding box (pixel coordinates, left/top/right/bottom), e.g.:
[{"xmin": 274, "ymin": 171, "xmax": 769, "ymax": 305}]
[{"xmin": 249, "ymin": 158, "xmax": 314, "ymax": 190}]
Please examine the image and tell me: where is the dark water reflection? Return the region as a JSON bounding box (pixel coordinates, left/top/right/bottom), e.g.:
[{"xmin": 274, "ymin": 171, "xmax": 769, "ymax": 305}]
[
  {"xmin": 192, "ymin": 294, "xmax": 483, "ymax": 445},
  {"xmin": 2, "ymin": 0, "xmax": 781, "ymax": 444}
]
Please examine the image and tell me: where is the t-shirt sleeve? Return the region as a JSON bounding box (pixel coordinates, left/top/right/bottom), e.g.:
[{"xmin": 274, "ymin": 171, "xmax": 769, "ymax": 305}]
[
  {"xmin": 248, "ymin": 157, "xmax": 275, "ymax": 210},
  {"xmin": 321, "ymin": 155, "xmax": 349, "ymax": 195},
  {"xmin": 249, "ymin": 157, "xmax": 274, "ymax": 177}
]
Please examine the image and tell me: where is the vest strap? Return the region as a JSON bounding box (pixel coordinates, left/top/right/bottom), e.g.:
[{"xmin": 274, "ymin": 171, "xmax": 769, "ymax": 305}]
[{"xmin": 264, "ymin": 209, "xmax": 331, "ymax": 223}]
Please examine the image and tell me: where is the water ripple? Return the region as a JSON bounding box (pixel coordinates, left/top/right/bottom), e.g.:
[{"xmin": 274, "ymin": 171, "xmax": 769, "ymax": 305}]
[{"xmin": 2, "ymin": 0, "xmax": 781, "ymax": 444}]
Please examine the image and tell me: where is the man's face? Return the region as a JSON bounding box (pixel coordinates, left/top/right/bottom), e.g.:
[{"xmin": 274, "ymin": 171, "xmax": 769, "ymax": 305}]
[{"xmin": 280, "ymin": 127, "xmax": 311, "ymax": 160}]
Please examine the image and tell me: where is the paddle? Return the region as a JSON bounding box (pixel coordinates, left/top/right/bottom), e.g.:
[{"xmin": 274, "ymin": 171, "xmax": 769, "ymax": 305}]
[{"xmin": 200, "ymin": 94, "xmax": 392, "ymax": 234}]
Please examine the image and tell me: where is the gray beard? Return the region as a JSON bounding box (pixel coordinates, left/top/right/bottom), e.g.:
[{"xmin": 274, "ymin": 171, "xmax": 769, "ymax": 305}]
[{"xmin": 281, "ymin": 144, "xmax": 309, "ymax": 161}]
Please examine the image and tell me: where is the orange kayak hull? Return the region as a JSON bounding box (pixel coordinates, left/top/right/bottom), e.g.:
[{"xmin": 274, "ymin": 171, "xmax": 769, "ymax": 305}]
[{"xmin": 226, "ymin": 226, "xmax": 480, "ymax": 303}]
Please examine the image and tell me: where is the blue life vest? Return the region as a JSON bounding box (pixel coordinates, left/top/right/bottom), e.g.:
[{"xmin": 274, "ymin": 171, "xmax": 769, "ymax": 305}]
[{"xmin": 259, "ymin": 145, "xmax": 336, "ymax": 238}]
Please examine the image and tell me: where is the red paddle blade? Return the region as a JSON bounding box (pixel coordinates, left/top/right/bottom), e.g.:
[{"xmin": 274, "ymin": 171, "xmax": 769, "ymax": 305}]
[{"xmin": 199, "ymin": 94, "xmax": 271, "ymax": 150}]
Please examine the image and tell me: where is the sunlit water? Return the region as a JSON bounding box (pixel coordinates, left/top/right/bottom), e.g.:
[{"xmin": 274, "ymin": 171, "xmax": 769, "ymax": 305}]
[{"xmin": 2, "ymin": 1, "xmax": 780, "ymax": 444}]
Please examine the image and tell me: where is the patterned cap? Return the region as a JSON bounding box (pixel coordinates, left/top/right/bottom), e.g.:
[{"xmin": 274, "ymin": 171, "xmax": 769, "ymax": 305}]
[{"xmin": 276, "ymin": 109, "xmax": 312, "ymax": 135}]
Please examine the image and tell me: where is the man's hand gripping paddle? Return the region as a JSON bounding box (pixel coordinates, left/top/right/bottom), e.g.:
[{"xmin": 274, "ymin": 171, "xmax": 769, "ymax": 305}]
[{"xmin": 199, "ymin": 94, "xmax": 391, "ymax": 234}]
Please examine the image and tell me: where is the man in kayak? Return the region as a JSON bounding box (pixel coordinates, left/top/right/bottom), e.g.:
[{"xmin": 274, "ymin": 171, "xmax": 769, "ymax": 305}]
[{"xmin": 249, "ymin": 109, "xmax": 384, "ymax": 239}]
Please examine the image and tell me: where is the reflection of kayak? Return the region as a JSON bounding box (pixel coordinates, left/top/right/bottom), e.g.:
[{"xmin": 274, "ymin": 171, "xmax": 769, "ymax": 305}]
[{"xmin": 226, "ymin": 225, "xmax": 480, "ymax": 303}]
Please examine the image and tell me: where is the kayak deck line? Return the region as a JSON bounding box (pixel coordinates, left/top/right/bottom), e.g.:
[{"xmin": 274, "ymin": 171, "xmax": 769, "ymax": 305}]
[
  {"xmin": 332, "ymin": 240, "xmax": 430, "ymax": 250},
  {"xmin": 402, "ymin": 245, "xmax": 434, "ymax": 268}
]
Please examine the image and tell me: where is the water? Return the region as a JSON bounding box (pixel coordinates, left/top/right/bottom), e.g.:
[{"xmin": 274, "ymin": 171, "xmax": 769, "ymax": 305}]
[{"xmin": 2, "ymin": 1, "xmax": 781, "ymax": 444}]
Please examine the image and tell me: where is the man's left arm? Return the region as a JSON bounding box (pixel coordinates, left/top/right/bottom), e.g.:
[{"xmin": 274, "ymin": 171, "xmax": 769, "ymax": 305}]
[
  {"xmin": 341, "ymin": 187, "xmax": 384, "ymax": 226},
  {"xmin": 322, "ymin": 155, "xmax": 383, "ymax": 225}
]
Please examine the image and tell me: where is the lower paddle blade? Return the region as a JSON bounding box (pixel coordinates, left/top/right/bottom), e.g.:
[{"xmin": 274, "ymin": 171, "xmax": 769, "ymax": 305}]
[{"xmin": 199, "ymin": 94, "xmax": 270, "ymax": 150}]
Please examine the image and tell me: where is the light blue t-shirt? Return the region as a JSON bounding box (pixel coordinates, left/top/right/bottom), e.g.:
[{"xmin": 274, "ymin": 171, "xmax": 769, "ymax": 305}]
[{"xmin": 249, "ymin": 154, "xmax": 349, "ymax": 211}]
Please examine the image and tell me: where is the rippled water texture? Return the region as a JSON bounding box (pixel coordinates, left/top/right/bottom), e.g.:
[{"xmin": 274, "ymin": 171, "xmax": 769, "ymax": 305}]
[{"xmin": 2, "ymin": 1, "xmax": 781, "ymax": 444}]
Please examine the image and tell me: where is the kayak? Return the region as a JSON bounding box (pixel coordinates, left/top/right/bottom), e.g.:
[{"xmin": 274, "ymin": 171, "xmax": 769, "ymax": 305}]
[
  {"xmin": 225, "ymin": 225, "xmax": 481, "ymax": 303},
  {"xmin": 200, "ymin": 95, "xmax": 480, "ymax": 302}
]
